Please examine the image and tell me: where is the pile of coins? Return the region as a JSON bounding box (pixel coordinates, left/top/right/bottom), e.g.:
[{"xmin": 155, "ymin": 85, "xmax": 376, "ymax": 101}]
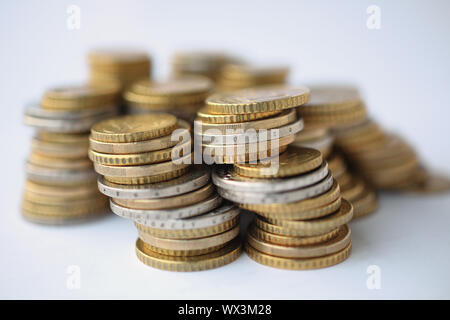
[
  {"xmin": 22, "ymin": 85, "xmax": 120, "ymax": 224},
  {"xmin": 217, "ymin": 64, "xmax": 289, "ymax": 91},
  {"xmin": 213, "ymin": 146, "xmax": 353, "ymax": 270},
  {"xmin": 124, "ymin": 76, "xmax": 213, "ymax": 122},
  {"xmin": 195, "ymin": 86, "xmax": 309, "ymax": 164},
  {"xmin": 172, "ymin": 51, "xmax": 240, "ymax": 82},
  {"xmin": 88, "ymin": 113, "xmax": 243, "ymax": 271},
  {"xmin": 88, "ymin": 49, "xmax": 151, "ymax": 90},
  {"xmin": 296, "ymin": 85, "xmax": 378, "ymax": 218}
]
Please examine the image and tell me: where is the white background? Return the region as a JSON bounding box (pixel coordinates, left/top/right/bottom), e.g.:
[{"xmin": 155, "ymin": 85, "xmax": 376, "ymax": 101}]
[{"xmin": 0, "ymin": 0, "xmax": 449, "ymax": 299}]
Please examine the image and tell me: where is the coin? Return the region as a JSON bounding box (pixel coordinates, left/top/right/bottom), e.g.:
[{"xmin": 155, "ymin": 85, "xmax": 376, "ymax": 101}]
[
  {"xmin": 112, "ymin": 183, "xmax": 214, "ymax": 210},
  {"xmin": 196, "ymin": 108, "xmax": 281, "ymax": 124},
  {"xmin": 301, "ymin": 85, "xmax": 361, "ymax": 112},
  {"xmin": 22, "ymin": 198, "xmax": 108, "ymax": 216},
  {"xmin": 135, "ymin": 237, "xmax": 242, "ymax": 272},
  {"xmin": 31, "ymin": 137, "xmax": 89, "ymax": 159},
  {"xmin": 28, "ymin": 153, "xmax": 92, "ymax": 170},
  {"xmin": 140, "ymin": 241, "xmax": 226, "ymax": 257},
  {"xmin": 234, "ymin": 146, "xmax": 322, "ymax": 178},
  {"xmin": 351, "ymin": 188, "xmax": 378, "ymax": 218},
  {"xmin": 88, "ymin": 48, "xmax": 150, "ymax": 69},
  {"xmin": 110, "ymin": 194, "xmax": 223, "ymax": 221},
  {"xmin": 26, "ymin": 162, "xmax": 97, "ymax": 185},
  {"xmin": 247, "ymin": 224, "xmax": 351, "ymax": 258},
  {"xmin": 97, "ymin": 166, "xmax": 210, "ymax": 199},
  {"xmin": 103, "ymin": 167, "xmax": 188, "ymax": 185},
  {"xmin": 245, "ymin": 241, "xmax": 351, "ymax": 270},
  {"xmin": 25, "ymin": 179, "xmax": 99, "ymax": 200},
  {"xmin": 205, "ymin": 85, "xmax": 310, "ymax": 114},
  {"xmin": 89, "ymin": 119, "xmax": 191, "ymax": 154},
  {"xmin": 217, "ymin": 173, "xmax": 333, "ymax": 204},
  {"xmin": 90, "ymin": 113, "xmax": 178, "ymax": 143},
  {"xmin": 212, "ymin": 162, "xmax": 328, "ymax": 193}
]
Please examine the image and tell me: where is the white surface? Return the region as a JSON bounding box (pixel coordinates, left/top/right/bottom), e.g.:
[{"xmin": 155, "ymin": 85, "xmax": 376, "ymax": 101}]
[{"xmin": 1, "ymin": 0, "xmax": 450, "ymax": 299}]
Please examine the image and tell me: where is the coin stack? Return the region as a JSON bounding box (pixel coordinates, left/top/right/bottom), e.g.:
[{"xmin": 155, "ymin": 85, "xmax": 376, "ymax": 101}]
[
  {"xmin": 171, "ymin": 51, "xmax": 241, "ymax": 82},
  {"xmin": 213, "ymin": 146, "xmax": 353, "ymax": 270},
  {"xmin": 124, "ymin": 76, "xmax": 213, "ymax": 122},
  {"xmin": 88, "ymin": 49, "xmax": 151, "ymax": 90},
  {"xmin": 296, "ymin": 85, "xmax": 378, "ymax": 218},
  {"xmin": 195, "ymin": 85, "xmax": 309, "ymax": 164},
  {"xmin": 88, "ymin": 113, "xmax": 242, "ymax": 271},
  {"xmin": 217, "ymin": 64, "xmax": 289, "ymax": 91},
  {"xmin": 22, "ymin": 84, "xmax": 120, "ymax": 224}
]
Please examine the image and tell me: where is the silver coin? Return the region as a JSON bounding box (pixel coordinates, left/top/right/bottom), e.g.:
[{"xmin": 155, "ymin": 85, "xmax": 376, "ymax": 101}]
[
  {"xmin": 24, "ymin": 103, "xmax": 118, "ymax": 120},
  {"xmin": 109, "ymin": 193, "xmax": 223, "ymax": 222},
  {"xmin": 24, "ymin": 110, "xmax": 118, "ymax": 133},
  {"xmin": 25, "ymin": 162, "xmax": 97, "ymax": 184},
  {"xmin": 97, "ymin": 166, "xmax": 210, "ymax": 199},
  {"xmin": 212, "ymin": 162, "xmax": 328, "ymax": 193},
  {"xmin": 217, "ymin": 173, "xmax": 334, "ymax": 204},
  {"xmin": 195, "ymin": 118, "xmax": 304, "ymax": 145},
  {"xmin": 135, "ymin": 202, "xmax": 239, "ymax": 230}
]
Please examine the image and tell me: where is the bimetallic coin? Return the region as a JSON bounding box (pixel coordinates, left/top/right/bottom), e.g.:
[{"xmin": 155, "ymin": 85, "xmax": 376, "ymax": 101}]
[
  {"xmin": 234, "ymin": 146, "xmax": 322, "ymax": 178},
  {"xmin": 206, "ymin": 85, "xmax": 310, "ymax": 114},
  {"xmin": 97, "ymin": 166, "xmax": 210, "ymax": 199},
  {"xmin": 110, "ymin": 194, "xmax": 223, "ymax": 221},
  {"xmin": 212, "ymin": 162, "xmax": 328, "ymax": 193},
  {"xmin": 91, "ymin": 113, "xmax": 177, "ymax": 143},
  {"xmin": 112, "ymin": 183, "xmax": 214, "ymax": 210},
  {"xmin": 247, "ymin": 224, "xmax": 351, "ymax": 258},
  {"xmin": 245, "ymin": 241, "xmax": 351, "ymax": 270},
  {"xmin": 135, "ymin": 237, "xmax": 242, "ymax": 272},
  {"xmin": 217, "ymin": 173, "xmax": 333, "ymax": 205}
]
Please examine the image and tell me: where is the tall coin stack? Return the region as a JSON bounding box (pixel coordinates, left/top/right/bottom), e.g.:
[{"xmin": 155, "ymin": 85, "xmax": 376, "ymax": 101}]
[
  {"xmin": 171, "ymin": 51, "xmax": 241, "ymax": 83},
  {"xmin": 22, "ymin": 84, "xmax": 120, "ymax": 224},
  {"xmin": 88, "ymin": 113, "xmax": 242, "ymax": 271},
  {"xmin": 296, "ymin": 85, "xmax": 378, "ymax": 218},
  {"xmin": 213, "ymin": 146, "xmax": 353, "ymax": 270},
  {"xmin": 217, "ymin": 64, "xmax": 289, "ymax": 91},
  {"xmin": 88, "ymin": 49, "xmax": 151, "ymax": 90},
  {"xmin": 124, "ymin": 76, "xmax": 213, "ymax": 122},
  {"xmin": 195, "ymin": 86, "xmax": 309, "ymax": 164}
]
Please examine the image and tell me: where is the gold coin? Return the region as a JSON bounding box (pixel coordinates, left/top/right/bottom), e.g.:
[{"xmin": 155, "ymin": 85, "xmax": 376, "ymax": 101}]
[
  {"xmin": 196, "ymin": 109, "xmax": 297, "ymax": 133},
  {"xmin": 241, "ymin": 180, "xmax": 341, "ymax": 214},
  {"xmin": 24, "ymin": 180, "xmax": 98, "ymax": 200},
  {"xmin": 301, "ymin": 85, "xmax": 361, "ymax": 112},
  {"xmin": 340, "ymin": 177, "xmax": 366, "ymax": 202},
  {"xmin": 293, "ymin": 127, "xmax": 329, "ymax": 143},
  {"xmin": 104, "ymin": 167, "xmax": 188, "ymax": 185},
  {"xmin": 31, "ymin": 137, "xmax": 89, "ymax": 159},
  {"xmin": 206, "ymin": 85, "xmax": 310, "ymax": 115},
  {"xmin": 135, "ymin": 216, "xmax": 239, "ymax": 240},
  {"xmin": 135, "ymin": 237, "xmax": 242, "ymax": 272},
  {"xmin": 139, "ymin": 241, "xmax": 226, "ymax": 257},
  {"xmin": 37, "ymin": 132, "xmax": 90, "ymax": 144},
  {"xmin": 138, "ymin": 225, "xmax": 240, "ymax": 251},
  {"xmin": 93, "ymin": 153, "xmax": 191, "ymax": 177},
  {"xmin": 88, "ymin": 141, "xmax": 190, "ymax": 166},
  {"xmin": 245, "ymin": 241, "xmax": 351, "ymax": 270},
  {"xmin": 234, "ymin": 146, "xmax": 322, "ymax": 178},
  {"xmin": 351, "ymin": 188, "xmax": 378, "ymax": 218},
  {"xmin": 327, "ymin": 153, "xmax": 347, "ymax": 178},
  {"xmin": 89, "ymin": 119, "xmax": 191, "ymax": 154},
  {"xmin": 403, "ymin": 173, "xmax": 450, "ymax": 194},
  {"xmin": 21, "ymin": 198, "xmax": 108, "ymax": 216},
  {"xmin": 246, "ymin": 196, "xmax": 342, "ymax": 221},
  {"xmin": 23, "ymin": 190, "xmax": 103, "ymax": 206},
  {"xmin": 22, "ymin": 209, "xmax": 107, "ymax": 225},
  {"xmin": 28, "ymin": 153, "xmax": 92, "ymax": 170},
  {"xmin": 257, "ymin": 199, "xmax": 353, "ymax": 237},
  {"xmin": 248, "ymin": 223, "xmax": 340, "ymax": 246},
  {"xmin": 197, "ymin": 108, "xmax": 281, "ymax": 124},
  {"xmin": 41, "ymin": 84, "xmax": 119, "ymax": 110},
  {"xmin": 300, "ymin": 105, "xmax": 367, "ymax": 128},
  {"xmin": 113, "ymin": 183, "xmax": 213, "ymax": 210},
  {"xmin": 247, "ymin": 224, "xmax": 351, "ymax": 259},
  {"xmin": 90, "ymin": 113, "xmax": 177, "ymax": 143},
  {"xmin": 88, "ymin": 49, "xmax": 150, "ymax": 69}
]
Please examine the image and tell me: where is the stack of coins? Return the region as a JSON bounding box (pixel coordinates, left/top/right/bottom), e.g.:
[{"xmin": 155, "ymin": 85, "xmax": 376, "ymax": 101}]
[
  {"xmin": 296, "ymin": 85, "xmax": 378, "ymax": 218},
  {"xmin": 171, "ymin": 51, "xmax": 241, "ymax": 82},
  {"xmin": 217, "ymin": 64, "xmax": 289, "ymax": 91},
  {"xmin": 88, "ymin": 113, "xmax": 242, "ymax": 271},
  {"xmin": 212, "ymin": 146, "xmax": 353, "ymax": 270},
  {"xmin": 291, "ymin": 127, "xmax": 335, "ymax": 159},
  {"xmin": 88, "ymin": 49, "xmax": 151, "ymax": 90},
  {"xmin": 124, "ymin": 76, "xmax": 213, "ymax": 122},
  {"xmin": 195, "ymin": 86, "xmax": 309, "ymax": 164},
  {"xmin": 22, "ymin": 85, "xmax": 120, "ymax": 224}
]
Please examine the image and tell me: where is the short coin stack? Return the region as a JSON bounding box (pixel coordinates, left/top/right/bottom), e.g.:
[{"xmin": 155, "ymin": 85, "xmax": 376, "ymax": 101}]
[
  {"xmin": 88, "ymin": 49, "xmax": 152, "ymax": 90},
  {"xmin": 89, "ymin": 113, "xmax": 242, "ymax": 271},
  {"xmin": 296, "ymin": 85, "xmax": 377, "ymax": 218},
  {"xmin": 22, "ymin": 84, "xmax": 120, "ymax": 224},
  {"xmin": 124, "ymin": 76, "xmax": 213, "ymax": 122},
  {"xmin": 171, "ymin": 51, "xmax": 241, "ymax": 83},
  {"xmin": 213, "ymin": 146, "xmax": 353, "ymax": 270},
  {"xmin": 217, "ymin": 64, "xmax": 289, "ymax": 91},
  {"xmin": 195, "ymin": 85, "xmax": 310, "ymax": 164}
]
